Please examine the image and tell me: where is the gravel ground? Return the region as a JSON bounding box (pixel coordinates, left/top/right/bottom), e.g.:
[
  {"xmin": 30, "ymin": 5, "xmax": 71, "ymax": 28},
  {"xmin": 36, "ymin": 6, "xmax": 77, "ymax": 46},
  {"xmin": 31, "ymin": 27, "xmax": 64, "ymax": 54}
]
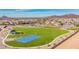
[{"xmin": 55, "ymin": 32, "xmax": 79, "ymax": 49}]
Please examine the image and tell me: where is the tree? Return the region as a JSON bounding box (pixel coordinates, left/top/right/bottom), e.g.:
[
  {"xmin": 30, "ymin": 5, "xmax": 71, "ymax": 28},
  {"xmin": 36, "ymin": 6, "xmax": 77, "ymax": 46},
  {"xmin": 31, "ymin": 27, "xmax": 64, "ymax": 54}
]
[{"xmin": 75, "ymin": 23, "xmax": 79, "ymax": 27}]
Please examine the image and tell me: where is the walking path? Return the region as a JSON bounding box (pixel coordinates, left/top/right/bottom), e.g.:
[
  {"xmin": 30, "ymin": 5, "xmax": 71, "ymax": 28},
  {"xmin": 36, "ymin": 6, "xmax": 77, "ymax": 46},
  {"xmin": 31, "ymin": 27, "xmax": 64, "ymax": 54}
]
[
  {"xmin": 55, "ymin": 31, "xmax": 79, "ymax": 49},
  {"xmin": 0, "ymin": 26, "xmax": 12, "ymax": 49},
  {"xmin": 0, "ymin": 29, "xmax": 9, "ymax": 48}
]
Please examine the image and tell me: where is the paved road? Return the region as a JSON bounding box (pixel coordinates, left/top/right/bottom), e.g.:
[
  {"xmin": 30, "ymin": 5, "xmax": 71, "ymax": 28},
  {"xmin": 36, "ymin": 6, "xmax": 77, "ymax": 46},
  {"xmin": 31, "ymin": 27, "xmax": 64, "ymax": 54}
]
[
  {"xmin": 0, "ymin": 29, "xmax": 9, "ymax": 48},
  {"xmin": 0, "ymin": 26, "xmax": 12, "ymax": 49},
  {"xmin": 0, "ymin": 28, "xmax": 11, "ymax": 49},
  {"xmin": 55, "ymin": 32, "xmax": 79, "ymax": 49}
]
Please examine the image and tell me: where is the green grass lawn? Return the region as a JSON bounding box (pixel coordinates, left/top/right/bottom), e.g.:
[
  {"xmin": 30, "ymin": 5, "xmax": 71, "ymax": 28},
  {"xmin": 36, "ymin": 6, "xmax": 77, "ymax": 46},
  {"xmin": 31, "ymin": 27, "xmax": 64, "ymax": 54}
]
[
  {"xmin": 68, "ymin": 27, "xmax": 79, "ymax": 30},
  {"xmin": 5, "ymin": 26, "xmax": 68, "ymax": 47}
]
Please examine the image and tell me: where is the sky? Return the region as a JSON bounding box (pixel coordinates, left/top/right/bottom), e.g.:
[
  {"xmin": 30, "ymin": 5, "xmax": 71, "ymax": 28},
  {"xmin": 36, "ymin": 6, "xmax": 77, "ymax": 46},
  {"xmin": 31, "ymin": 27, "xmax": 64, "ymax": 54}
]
[{"xmin": 0, "ymin": 9, "xmax": 79, "ymax": 17}]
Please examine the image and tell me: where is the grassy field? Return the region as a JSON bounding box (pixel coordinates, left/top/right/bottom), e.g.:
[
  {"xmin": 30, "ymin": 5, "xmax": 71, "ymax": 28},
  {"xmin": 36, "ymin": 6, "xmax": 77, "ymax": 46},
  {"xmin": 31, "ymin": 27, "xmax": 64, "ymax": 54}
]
[
  {"xmin": 68, "ymin": 27, "xmax": 79, "ymax": 30},
  {"xmin": 5, "ymin": 26, "xmax": 68, "ymax": 47}
]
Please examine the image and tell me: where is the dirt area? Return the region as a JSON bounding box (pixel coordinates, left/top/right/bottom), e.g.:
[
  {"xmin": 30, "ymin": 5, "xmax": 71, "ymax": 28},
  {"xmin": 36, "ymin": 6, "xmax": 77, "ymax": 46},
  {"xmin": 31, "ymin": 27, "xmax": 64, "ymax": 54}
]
[{"xmin": 55, "ymin": 32, "xmax": 79, "ymax": 49}]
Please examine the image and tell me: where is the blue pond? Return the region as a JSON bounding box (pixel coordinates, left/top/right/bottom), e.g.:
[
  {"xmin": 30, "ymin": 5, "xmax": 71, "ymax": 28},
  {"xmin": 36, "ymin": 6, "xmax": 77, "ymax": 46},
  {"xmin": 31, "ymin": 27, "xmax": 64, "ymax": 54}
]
[{"xmin": 16, "ymin": 35, "xmax": 42, "ymax": 43}]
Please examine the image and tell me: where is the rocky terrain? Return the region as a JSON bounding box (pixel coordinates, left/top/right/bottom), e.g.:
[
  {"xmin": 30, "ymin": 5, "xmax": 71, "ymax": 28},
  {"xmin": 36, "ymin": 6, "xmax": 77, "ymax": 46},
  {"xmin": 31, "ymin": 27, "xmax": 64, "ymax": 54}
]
[
  {"xmin": 46, "ymin": 14, "xmax": 79, "ymax": 29},
  {"xmin": 1, "ymin": 14, "xmax": 79, "ymax": 29}
]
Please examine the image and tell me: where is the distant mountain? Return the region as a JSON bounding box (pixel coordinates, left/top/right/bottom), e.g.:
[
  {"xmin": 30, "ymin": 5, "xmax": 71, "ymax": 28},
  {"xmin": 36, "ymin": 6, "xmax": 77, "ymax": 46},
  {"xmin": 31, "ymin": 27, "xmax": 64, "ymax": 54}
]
[
  {"xmin": 1, "ymin": 14, "xmax": 79, "ymax": 20},
  {"xmin": 48, "ymin": 14, "xmax": 79, "ymax": 18}
]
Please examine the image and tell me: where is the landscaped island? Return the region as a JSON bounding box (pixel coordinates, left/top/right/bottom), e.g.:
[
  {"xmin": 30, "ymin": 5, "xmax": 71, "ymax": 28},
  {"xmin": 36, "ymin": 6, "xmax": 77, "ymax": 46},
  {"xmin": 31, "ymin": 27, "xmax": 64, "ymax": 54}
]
[{"xmin": 5, "ymin": 26, "xmax": 68, "ymax": 47}]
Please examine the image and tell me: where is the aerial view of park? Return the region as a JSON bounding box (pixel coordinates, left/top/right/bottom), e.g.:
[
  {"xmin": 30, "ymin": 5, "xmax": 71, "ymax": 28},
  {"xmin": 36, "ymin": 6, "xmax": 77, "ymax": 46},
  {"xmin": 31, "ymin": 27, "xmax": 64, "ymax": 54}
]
[{"xmin": 1, "ymin": 9, "xmax": 79, "ymax": 49}]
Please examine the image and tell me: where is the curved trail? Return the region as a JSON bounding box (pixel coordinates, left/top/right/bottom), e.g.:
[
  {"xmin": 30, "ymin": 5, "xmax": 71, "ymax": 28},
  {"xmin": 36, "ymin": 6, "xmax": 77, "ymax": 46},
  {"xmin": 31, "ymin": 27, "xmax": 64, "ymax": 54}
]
[
  {"xmin": 0, "ymin": 26, "xmax": 11, "ymax": 49},
  {"xmin": 0, "ymin": 29, "xmax": 9, "ymax": 48},
  {"xmin": 55, "ymin": 32, "xmax": 79, "ymax": 49}
]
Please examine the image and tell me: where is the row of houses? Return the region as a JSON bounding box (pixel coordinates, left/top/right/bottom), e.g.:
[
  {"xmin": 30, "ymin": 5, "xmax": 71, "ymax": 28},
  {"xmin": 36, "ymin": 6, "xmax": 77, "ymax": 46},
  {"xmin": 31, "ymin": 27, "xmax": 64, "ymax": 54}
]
[
  {"xmin": 1, "ymin": 16, "xmax": 79, "ymax": 29},
  {"xmin": 0, "ymin": 16, "xmax": 48, "ymax": 26},
  {"xmin": 46, "ymin": 17, "xmax": 79, "ymax": 29}
]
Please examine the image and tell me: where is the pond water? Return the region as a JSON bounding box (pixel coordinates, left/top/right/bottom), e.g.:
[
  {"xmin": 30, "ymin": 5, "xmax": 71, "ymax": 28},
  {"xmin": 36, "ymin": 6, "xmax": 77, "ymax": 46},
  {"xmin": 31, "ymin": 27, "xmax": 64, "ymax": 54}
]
[{"xmin": 16, "ymin": 35, "xmax": 42, "ymax": 43}]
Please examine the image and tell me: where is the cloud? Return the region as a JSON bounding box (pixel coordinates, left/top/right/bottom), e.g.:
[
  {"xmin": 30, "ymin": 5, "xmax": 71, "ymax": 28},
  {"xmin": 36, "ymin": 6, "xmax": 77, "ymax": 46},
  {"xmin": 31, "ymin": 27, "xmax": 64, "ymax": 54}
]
[{"xmin": 15, "ymin": 9, "xmax": 31, "ymax": 12}]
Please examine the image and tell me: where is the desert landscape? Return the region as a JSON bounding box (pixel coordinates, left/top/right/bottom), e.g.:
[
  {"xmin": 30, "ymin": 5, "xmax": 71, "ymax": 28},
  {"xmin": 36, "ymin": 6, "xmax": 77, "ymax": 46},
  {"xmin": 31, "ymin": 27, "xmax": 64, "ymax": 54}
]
[{"xmin": 0, "ymin": 9, "xmax": 79, "ymax": 49}]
